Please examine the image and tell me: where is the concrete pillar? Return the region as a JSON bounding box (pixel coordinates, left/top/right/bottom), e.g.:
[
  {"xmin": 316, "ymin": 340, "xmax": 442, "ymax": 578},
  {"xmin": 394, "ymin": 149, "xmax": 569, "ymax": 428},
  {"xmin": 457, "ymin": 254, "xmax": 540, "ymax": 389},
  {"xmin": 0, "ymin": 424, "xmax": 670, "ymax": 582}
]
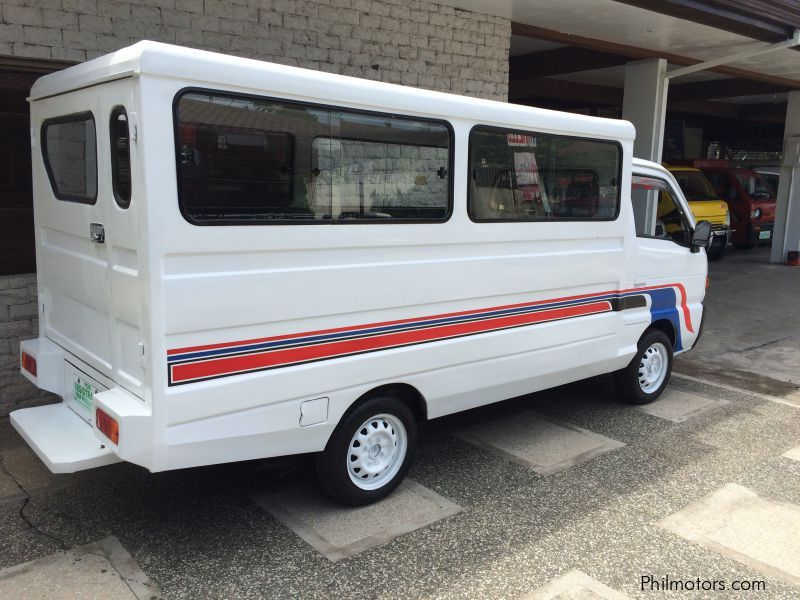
[
  {"xmin": 770, "ymin": 90, "xmax": 800, "ymax": 264},
  {"xmin": 622, "ymin": 59, "xmax": 669, "ymax": 162}
]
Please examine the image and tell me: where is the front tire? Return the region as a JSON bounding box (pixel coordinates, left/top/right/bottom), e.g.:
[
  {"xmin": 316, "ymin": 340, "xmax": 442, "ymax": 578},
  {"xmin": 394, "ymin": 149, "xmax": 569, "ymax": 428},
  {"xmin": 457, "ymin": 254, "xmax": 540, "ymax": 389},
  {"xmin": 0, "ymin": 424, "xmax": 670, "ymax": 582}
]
[
  {"xmin": 315, "ymin": 395, "xmax": 417, "ymax": 506},
  {"xmin": 707, "ymin": 242, "xmax": 726, "ymax": 261},
  {"xmin": 614, "ymin": 328, "xmax": 673, "ymax": 405}
]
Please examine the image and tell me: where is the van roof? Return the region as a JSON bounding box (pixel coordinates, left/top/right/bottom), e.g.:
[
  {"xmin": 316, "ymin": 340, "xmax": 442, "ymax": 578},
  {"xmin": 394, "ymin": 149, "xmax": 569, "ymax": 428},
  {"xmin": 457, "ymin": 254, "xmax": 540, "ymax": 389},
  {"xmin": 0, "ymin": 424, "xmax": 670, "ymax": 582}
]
[{"xmin": 29, "ymin": 41, "xmax": 635, "ymax": 142}]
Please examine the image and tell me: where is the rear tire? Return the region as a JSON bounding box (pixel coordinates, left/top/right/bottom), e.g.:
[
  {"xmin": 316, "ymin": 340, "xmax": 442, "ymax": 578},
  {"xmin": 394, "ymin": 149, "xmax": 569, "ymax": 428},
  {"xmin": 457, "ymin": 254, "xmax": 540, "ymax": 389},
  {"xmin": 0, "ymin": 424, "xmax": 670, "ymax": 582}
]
[
  {"xmin": 315, "ymin": 395, "xmax": 417, "ymax": 506},
  {"xmin": 614, "ymin": 328, "xmax": 673, "ymax": 405}
]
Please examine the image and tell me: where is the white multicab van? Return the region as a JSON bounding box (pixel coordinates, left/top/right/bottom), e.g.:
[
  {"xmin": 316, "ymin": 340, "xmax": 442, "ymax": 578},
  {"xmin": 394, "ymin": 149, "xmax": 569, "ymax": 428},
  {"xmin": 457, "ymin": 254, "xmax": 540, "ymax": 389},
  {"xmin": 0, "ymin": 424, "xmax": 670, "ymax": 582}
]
[{"xmin": 12, "ymin": 42, "xmax": 711, "ymax": 505}]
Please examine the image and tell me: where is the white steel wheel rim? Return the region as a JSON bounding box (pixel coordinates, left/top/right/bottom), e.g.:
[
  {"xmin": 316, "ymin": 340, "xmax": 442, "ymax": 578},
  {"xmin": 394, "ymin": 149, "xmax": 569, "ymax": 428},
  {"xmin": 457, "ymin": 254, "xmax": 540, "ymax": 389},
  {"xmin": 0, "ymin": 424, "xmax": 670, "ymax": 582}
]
[
  {"xmin": 638, "ymin": 342, "xmax": 669, "ymax": 393},
  {"xmin": 347, "ymin": 413, "xmax": 407, "ymax": 491}
]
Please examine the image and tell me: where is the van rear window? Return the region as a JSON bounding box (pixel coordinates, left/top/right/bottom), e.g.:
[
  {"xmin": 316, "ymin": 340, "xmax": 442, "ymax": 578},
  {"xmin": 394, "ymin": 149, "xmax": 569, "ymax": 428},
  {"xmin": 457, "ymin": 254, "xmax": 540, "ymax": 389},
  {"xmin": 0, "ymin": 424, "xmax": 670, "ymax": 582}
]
[
  {"xmin": 174, "ymin": 90, "xmax": 452, "ymax": 224},
  {"xmin": 468, "ymin": 127, "xmax": 620, "ymax": 222},
  {"xmin": 41, "ymin": 113, "xmax": 97, "ymax": 204}
]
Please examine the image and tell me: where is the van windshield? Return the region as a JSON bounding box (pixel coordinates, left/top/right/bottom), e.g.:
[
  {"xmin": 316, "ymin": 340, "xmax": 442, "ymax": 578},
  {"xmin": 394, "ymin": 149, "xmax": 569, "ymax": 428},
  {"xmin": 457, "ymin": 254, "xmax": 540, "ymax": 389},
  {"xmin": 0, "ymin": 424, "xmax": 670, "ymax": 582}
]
[
  {"xmin": 735, "ymin": 172, "xmax": 772, "ymax": 200},
  {"xmin": 671, "ymin": 170, "xmax": 717, "ymax": 201}
]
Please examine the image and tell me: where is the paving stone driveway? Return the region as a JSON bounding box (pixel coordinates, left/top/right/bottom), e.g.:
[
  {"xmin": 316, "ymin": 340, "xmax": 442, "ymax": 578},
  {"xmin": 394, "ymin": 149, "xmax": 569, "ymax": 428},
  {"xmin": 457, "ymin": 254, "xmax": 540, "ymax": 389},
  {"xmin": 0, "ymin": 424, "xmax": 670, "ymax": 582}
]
[{"xmin": 1, "ymin": 371, "xmax": 799, "ymax": 599}]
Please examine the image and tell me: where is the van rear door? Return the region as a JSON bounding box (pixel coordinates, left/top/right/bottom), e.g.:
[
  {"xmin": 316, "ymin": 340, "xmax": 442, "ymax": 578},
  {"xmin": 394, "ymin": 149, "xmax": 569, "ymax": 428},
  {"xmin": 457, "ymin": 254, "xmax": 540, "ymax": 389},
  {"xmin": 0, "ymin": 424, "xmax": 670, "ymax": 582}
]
[{"xmin": 33, "ymin": 79, "xmax": 143, "ymax": 403}]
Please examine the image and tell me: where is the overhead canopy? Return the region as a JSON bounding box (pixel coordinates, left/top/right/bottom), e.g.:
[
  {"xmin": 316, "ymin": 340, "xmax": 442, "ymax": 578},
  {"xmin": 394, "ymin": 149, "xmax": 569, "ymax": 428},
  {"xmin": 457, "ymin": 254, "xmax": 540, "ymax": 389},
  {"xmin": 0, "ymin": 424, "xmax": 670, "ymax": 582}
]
[{"xmin": 442, "ymin": 0, "xmax": 800, "ymax": 125}]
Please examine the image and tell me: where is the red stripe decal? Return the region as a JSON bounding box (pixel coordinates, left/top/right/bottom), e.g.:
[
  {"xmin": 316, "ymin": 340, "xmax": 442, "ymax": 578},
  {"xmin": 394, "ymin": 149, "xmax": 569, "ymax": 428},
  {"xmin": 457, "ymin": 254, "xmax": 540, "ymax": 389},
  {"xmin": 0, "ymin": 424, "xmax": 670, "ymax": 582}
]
[
  {"xmin": 170, "ymin": 301, "xmax": 610, "ymax": 384},
  {"xmin": 167, "ymin": 288, "xmax": 628, "ymax": 356}
]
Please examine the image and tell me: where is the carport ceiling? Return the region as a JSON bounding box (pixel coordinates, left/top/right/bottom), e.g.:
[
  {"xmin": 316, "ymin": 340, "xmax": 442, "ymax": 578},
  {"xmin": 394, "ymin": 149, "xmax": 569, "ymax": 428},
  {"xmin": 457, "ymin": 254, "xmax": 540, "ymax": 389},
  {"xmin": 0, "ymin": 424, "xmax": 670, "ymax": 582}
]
[{"xmin": 444, "ymin": 0, "xmax": 800, "ymax": 120}]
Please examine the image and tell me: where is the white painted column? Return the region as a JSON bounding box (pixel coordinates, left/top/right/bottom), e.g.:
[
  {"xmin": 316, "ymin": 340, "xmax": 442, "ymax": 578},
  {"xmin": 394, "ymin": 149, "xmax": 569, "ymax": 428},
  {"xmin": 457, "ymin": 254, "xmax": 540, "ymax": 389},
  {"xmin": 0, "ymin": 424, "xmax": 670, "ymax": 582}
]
[
  {"xmin": 770, "ymin": 90, "xmax": 800, "ymax": 264},
  {"xmin": 622, "ymin": 58, "xmax": 669, "ymax": 162}
]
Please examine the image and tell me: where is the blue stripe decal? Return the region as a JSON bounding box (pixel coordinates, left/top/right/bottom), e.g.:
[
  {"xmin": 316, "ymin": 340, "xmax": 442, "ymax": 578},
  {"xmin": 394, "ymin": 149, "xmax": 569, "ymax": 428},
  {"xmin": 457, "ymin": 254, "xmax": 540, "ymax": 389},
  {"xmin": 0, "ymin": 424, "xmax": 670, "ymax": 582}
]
[{"xmin": 646, "ymin": 287, "xmax": 683, "ymax": 351}]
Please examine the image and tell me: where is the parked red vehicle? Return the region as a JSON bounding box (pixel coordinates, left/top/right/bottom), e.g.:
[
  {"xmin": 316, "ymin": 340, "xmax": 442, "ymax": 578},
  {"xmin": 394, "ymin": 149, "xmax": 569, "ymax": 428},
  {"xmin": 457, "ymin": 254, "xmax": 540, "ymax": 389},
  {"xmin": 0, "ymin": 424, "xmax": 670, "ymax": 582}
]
[{"xmin": 675, "ymin": 160, "xmax": 776, "ymax": 250}]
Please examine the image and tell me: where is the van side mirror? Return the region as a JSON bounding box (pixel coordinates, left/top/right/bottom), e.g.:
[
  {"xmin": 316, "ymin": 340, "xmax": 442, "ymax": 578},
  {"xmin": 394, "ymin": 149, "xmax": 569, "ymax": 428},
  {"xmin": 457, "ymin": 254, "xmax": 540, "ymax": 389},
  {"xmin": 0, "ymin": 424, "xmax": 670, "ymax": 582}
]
[{"xmin": 691, "ymin": 220, "xmax": 712, "ymax": 253}]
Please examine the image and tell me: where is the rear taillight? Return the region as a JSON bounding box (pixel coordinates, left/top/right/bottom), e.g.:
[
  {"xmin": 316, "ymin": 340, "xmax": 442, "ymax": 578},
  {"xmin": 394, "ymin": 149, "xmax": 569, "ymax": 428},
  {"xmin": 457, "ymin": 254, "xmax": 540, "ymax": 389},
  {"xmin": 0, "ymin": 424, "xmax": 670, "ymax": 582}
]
[
  {"xmin": 21, "ymin": 352, "xmax": 37, "ymax": 377},
  {"xmin": 96, "ymin": 408, "xmax": 119, "ymax": 445}
]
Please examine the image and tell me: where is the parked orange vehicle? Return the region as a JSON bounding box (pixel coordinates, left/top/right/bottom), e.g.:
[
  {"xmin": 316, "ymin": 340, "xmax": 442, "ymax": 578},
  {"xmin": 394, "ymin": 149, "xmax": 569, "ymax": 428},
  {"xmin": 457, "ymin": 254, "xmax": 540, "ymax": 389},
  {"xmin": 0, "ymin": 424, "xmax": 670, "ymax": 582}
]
[{"xmin": 675, "ymin": 160, "xmax": 776, "ymax": 250}]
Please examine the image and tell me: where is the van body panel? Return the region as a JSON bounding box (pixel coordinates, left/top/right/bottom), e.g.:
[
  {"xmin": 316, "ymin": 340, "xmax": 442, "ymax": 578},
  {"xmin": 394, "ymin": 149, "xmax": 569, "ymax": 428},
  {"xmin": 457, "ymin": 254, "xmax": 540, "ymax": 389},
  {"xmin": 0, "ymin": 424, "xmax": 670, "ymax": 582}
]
[{"xmin": 16, "ymin": 43, "xmax": 705, "ymax": 476}]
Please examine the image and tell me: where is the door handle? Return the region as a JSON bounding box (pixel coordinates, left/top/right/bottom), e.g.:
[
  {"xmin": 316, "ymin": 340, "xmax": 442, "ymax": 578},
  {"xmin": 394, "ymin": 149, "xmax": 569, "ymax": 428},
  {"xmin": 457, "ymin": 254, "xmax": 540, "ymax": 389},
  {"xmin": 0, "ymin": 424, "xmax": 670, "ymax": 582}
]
[{"xmin": 90, "ymin": 223, "xmax": 105, "ymax": 244}]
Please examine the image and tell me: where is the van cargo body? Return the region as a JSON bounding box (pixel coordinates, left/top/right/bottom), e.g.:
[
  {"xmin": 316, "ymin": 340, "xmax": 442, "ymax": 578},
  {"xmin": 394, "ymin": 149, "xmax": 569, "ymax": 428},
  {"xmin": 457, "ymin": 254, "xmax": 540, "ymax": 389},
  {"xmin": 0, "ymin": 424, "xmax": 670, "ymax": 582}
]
[{"xmin": 12, "ymin": 42, "xmax": 707, "ymax": 504}]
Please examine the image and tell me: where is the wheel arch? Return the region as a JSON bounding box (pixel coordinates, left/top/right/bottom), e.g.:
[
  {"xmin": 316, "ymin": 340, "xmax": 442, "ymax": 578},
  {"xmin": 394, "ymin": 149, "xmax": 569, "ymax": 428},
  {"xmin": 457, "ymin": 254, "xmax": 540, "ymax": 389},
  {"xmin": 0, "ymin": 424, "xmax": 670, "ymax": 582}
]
[
  {"xmin": 357, "ymin": 383, "xmax": 428, "ymax": 422},
  {"xmin": 649, "ymin": 319, "xmax": 677, "ymax": 350}
]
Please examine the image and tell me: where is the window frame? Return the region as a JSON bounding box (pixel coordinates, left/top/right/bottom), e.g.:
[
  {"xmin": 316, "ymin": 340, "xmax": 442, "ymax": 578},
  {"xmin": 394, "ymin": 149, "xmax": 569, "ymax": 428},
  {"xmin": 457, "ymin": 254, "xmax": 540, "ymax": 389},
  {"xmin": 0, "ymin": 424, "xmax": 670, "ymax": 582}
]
[
  {"xmin": 41, "ymin": 111, "xmax": 98, "ymax": 205},
  {"xmin": 109, "ymin": 105, "xmax": 132, "ymax": 209},
  {"xmin": 467, "ymin": 124, "xmax": 623, "ymax": 224},
  {"xmin": 172, "ymin": 87, "xmax": 455, "ymax": 226},
  {"xmin": 631, "ymin": 174, "xmax": 692, "ymax": 247}
]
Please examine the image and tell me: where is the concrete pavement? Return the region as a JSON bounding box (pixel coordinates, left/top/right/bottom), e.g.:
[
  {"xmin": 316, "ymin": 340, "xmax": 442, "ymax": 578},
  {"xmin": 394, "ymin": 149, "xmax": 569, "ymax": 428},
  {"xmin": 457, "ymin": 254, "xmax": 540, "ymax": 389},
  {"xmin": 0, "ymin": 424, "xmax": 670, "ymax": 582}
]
[{"xmin": 675, "ymin": 246, "xmax": 800, "ymax": 399}]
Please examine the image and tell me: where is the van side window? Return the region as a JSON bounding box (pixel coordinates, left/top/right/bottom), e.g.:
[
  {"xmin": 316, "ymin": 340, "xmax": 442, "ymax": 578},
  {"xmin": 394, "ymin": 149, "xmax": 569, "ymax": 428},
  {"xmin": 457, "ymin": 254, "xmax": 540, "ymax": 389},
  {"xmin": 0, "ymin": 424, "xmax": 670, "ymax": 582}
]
[
  {"xmin": 631, "ymin": 176, "xmax": 691, "ymax": 247},
  {"xmin": 468, "ymin": 127, "xmax": 620, "ymax": 221},
  {"xmin": 174, "ymin": 90, "xmax": 452, "ymax": 224},
  {"xmin": 41, "ymin": 113, "xmax": 97, "ymax": 204},
  {"xmin": 110, "ymin": 107, "xmax": 132, "ymax": 208}
]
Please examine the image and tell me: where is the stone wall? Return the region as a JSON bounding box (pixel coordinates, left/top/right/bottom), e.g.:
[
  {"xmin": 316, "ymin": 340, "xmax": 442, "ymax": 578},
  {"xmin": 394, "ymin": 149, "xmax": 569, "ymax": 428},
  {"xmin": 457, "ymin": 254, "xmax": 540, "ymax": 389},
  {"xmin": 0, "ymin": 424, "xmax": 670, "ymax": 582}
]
[
  {"xmin": 0, "ymin": 0, "xmax": 510, "ymax": 100},
  {"xmin": 0, "ymin": 275, "xmax": 54, "ymax": 416},
  {"xmin": 0, "ymin": 0, "xmax": 511, "ymax": 416}
]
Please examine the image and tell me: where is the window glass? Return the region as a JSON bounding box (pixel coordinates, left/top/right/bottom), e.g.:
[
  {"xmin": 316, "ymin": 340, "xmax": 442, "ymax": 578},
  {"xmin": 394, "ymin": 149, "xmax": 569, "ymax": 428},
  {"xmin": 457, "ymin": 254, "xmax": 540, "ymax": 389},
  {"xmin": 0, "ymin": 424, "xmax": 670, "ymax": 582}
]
[
  {"xmin": 672, "ymin": 170, "xmax": 717, "ymax": 201},
  {"xmin": 631, "ymin": 175, "xmax": 690, "ymax": 246},
  {"xmin": 734, "ymin": 172, "xmax": 772, "ymax": 199},
  {"xmin": 42, "ymin": 113, "xmax": 97, "ymax": 204},
  {"xmin": 110, "ymin": 107, "xmax": 132, "ymax": 208},
  {"xmin": 705, "ymin": 172, "xmax": 735, "ymax": 202},
  {"xmin": 760, "ymin": 172, "xmax": 779, "ymax": 196},
  {"xmin": 312, "ymin": 112, "xmax": 449, "ymax": 220},
  {"xmin": 468, "ymin": 128, "xmax": 620, "ymax": 221},
  {"xmin": 175, "ymin": 91, "xmax": 451, "ymax": 224}
]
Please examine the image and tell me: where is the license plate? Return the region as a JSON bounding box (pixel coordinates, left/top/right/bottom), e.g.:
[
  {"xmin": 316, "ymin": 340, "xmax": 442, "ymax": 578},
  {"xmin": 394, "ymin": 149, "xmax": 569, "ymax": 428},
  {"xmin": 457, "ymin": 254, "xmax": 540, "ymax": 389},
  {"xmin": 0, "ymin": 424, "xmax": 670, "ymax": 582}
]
[
  {"xmin": 72, "ymin": 374, "xmax": 98, "ymax": 414},
  {"xmin": 759, "ymin": 230, "xmax": 771, "ymax": 240}
]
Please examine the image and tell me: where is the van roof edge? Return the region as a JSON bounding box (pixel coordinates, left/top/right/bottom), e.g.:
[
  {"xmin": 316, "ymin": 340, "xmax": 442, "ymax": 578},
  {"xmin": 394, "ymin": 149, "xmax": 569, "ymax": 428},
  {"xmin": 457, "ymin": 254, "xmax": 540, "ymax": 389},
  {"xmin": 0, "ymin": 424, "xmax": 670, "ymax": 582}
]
[{"xmin": 28, "ymin": 41, "xmax": 635, "ymax": 142}]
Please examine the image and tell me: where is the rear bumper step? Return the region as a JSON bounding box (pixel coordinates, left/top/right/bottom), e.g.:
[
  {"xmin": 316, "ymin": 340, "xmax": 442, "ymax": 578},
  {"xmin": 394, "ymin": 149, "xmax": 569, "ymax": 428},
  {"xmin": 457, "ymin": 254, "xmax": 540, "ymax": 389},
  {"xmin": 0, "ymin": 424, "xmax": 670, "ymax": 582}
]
[{"xmin": 10, "ymin": 403, "xmax": 120, "ymax": 473}]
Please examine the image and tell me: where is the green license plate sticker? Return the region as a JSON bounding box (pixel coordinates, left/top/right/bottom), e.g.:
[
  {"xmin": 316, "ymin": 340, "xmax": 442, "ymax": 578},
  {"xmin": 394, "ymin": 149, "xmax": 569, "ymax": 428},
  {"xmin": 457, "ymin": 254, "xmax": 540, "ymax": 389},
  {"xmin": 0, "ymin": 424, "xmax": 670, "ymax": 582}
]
[
  {"xmin": 72, "ymin": 376, "xmax": 95, "ymax": 412},
  {"xmin": 759, "ymin": 230, "xmax": 771, "ymax": 240}
]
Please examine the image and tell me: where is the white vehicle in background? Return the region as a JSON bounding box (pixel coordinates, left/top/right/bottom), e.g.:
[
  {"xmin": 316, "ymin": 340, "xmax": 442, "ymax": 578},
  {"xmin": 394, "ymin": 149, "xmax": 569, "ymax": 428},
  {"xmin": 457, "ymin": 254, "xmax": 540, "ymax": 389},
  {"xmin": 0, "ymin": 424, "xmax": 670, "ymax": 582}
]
[{"xmin": 12, "ymin": 42, "xmax": 711, "ymax": 505}]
